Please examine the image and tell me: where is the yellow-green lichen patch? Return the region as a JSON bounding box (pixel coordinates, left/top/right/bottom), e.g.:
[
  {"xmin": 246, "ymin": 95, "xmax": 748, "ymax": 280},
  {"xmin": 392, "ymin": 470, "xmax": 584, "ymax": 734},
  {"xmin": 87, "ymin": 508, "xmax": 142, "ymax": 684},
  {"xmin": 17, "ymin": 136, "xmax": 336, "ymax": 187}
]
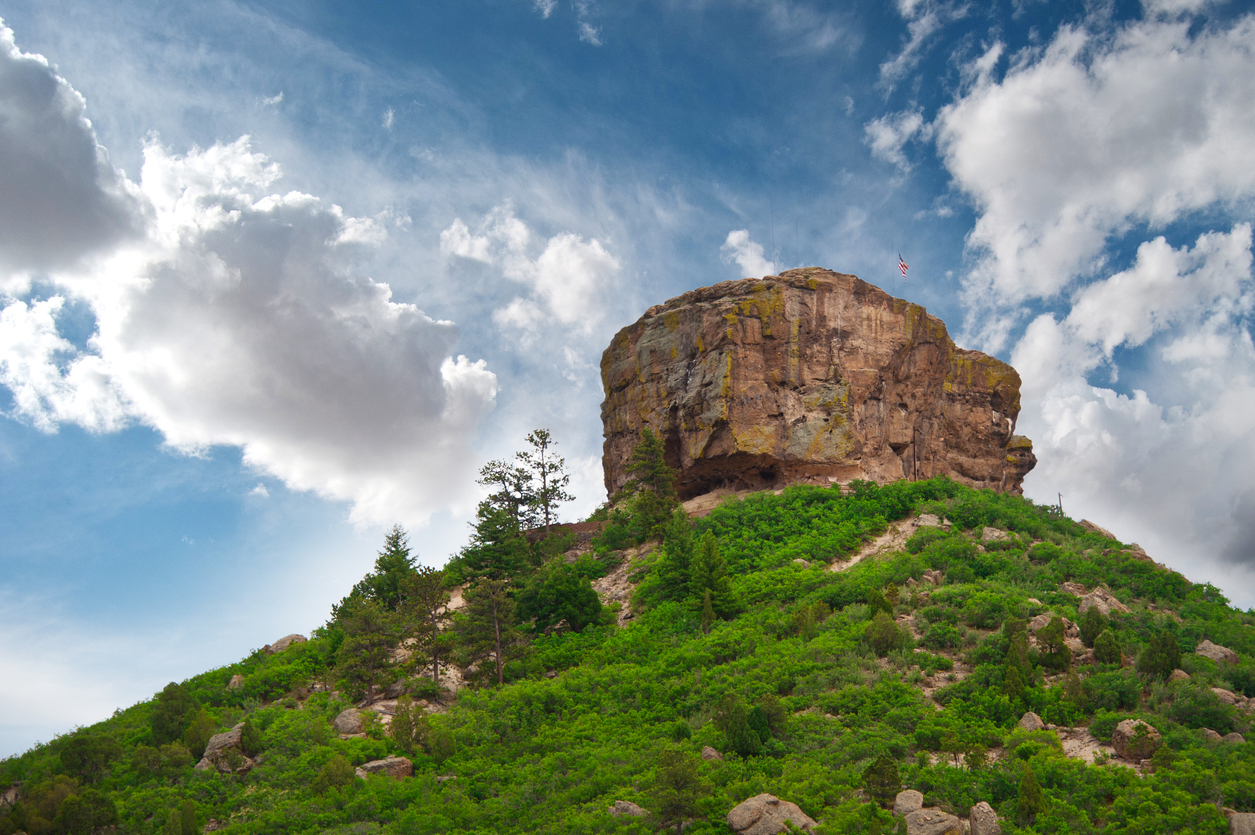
[
  {"xmin": 664, "ymin": 310, "xmax": 681, "ymax": 331},
  {"xmin": 695, "ymin": 334, "xmax": 705, "ymax": 353},
  {"xmin": 787, "ymin": 318, "xmax": 801, "ymax": 382},
  {"xmin": 733, "ymin": 283, "xmax": 786, "ymax": 337},
  {"xmin": 734, "ymin": 424, "xmax": 778, "ymax": 455},
  {"xmin": 1007, "ymin": 435, "xmax": 1033, "ymax": 450}
]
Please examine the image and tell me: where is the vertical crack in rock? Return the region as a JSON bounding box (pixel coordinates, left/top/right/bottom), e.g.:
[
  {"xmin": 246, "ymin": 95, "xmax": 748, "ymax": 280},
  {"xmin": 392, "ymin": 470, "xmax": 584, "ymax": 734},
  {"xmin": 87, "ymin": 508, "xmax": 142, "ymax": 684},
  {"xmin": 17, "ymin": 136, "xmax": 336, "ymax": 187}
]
[{"xmin": 600, "ymin": 268, "xmax": 1036, "ymax": 500}]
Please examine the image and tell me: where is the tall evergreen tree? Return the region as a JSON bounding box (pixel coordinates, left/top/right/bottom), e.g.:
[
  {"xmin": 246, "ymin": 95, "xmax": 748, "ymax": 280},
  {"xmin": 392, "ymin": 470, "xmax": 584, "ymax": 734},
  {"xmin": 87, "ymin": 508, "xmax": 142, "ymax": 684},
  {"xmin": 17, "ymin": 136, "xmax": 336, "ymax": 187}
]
[
  {"xmin": 616, "ymin": 428, "xmax": 679, "ymax": 539},
  {"xmin": 1138, "ymin": 628, "xmax": 1182, "ymax": 679},
  {"xmin": 862, "ymin": 755, "xmax": 900, "ymax": 808},
  {"xmin": 332, "ymin": 525, "xmax": 417, "ymax": 618},
  {"xmin": 517, "ymin": 561, "xmax": 603, "ymax": 633},
  {"xmin": 150, "ymin": 683, "xmax": 199, "ymax": 746},
  {"xmin": 337, "ymin": 602, "xmax": 395, "ymax": 701},
  {"xmin": 404, "ymin": 565, "xmax": 450, "ymax": 683},
  {"xmin": 458, "ymin": 578, "xmax": 522, "ymax": 685},
  {"xmin": 460, "ymin": 501, "xmax": 531, "ymax": 582},
  {"xmin": 651, "ymin": 747, "xmax": 709, "ymax": 834},
  {"xmin": 517, "ymin": 429, "xmax": 573, "ymax": 535},
  {"xmin": 1016, "ymin": 763, "xmax": 1047, "ymax": 824},
  {"xmin": 656, "ymin": 509, "xmax": 695, "ymax": 599},
  {"xmin": 690, "ymin": 531, "xmax": 736, "ymax": 617},
  {"xmin": 477, "ymin": 459, "xmax": 536, "ymax": 529}
]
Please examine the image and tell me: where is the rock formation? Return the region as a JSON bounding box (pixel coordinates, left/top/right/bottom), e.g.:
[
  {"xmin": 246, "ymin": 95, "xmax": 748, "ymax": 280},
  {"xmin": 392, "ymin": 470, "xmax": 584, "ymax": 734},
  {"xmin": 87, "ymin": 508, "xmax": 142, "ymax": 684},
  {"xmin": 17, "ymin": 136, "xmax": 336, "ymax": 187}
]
[
  {"xmin": 1197, "ymin": 639, "xmax": 1238, "ymax": 666},
  {"xmin": 600, "ymin": 268, "xmax": 1034, "ymax": 500},
  {"xmin": 1112, "ymin": 718, "xmax": 1161, "ymax": 760},
  {"xmin": 726, "ymin": 794, "xmax": 818, "ymax": 835},
  {"xmin": 194, "ymin": 724, "xmax": 253, "ymax": 774},
  {"xmin": 355, "ymin": 756, "xmax": 413, "ymax": 779}
]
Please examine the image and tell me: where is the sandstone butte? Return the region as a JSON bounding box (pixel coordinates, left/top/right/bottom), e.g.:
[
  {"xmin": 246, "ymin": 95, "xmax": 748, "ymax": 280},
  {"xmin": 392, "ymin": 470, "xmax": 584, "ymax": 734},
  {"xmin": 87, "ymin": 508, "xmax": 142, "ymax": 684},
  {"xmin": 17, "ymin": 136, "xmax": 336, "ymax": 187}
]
[{"xmin": 600, "ymin": 267, "xmax": 1036, "ymax": 501}]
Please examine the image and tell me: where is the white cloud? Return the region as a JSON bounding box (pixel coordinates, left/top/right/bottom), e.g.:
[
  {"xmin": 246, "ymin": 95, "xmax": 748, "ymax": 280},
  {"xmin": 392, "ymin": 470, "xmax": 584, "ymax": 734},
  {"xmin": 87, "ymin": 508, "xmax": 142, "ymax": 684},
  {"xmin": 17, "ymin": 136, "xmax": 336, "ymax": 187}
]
[
  {"xmin": 879, "ymin": 1, "xmax": 967, "ymax": 91},
  {"xmin": 937, "ymin": 16, "xmax": 1255, "ymax": 308},
  {"xmin": 0, "ymin": 22, "xmax": 143, "ymax": 284},
  {"xmin": 260, "ymin": 92, "xmax": 283, "ymax": 107},
  {"xmin": 441, "ymin": 205, "xmax": 620, "ymax": 332},
  {"xmin": 249, "ymin": 483, "xmax": 269, "ymax": 497},
  {"xmin": 1009, "ymin": 224, "xmax": 1255, "ymax": 602},
  {"xmin": 382, "ymin": 107, "xmax": 394, "ymax": 130},
  {"xmin": 864, "ymin": 108, "xmax": 926, "ymax": 172},
  {"xmin": 720, "ymin": 229, "xmax": 777, "ymax": 278},
  {"xmin": 578, "ymin": 22, "xmax": 603, "ymax": 45},
  {"xmin": 0, "ymin": 30, "xmax": 500, "ymax": 529},
  {"xmin": 534, "ymin": 0, "xmax": 557, "ymax": 17}
]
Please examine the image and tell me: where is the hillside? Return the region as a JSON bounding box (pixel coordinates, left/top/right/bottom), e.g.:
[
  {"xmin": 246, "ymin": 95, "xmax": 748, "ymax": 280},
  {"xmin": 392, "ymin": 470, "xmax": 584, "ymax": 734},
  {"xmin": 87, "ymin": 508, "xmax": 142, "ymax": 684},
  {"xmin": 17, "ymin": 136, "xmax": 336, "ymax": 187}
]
[{"xmin": 2, "ymin": 476, "xmax": 1253, "ymax": 835}]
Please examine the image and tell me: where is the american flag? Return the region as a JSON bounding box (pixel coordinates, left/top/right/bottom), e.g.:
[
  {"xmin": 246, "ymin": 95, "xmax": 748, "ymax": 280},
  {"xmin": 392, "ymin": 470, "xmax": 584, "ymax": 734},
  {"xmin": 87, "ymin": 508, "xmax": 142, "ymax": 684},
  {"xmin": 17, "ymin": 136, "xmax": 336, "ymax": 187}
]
[{"xmin": 898, "ymin": 253, "xmax": 909, "ymax": 279}]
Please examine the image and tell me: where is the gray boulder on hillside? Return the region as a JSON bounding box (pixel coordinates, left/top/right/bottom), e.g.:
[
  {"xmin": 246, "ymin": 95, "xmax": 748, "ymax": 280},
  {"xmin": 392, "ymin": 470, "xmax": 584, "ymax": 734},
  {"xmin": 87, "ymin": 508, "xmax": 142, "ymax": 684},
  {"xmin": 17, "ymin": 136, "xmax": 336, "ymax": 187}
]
[
  {"xmin": 726, "ymin": 794, "xmax": 818, "ymax": 835},
  {"xmin": 355, "ymin": 756, "xmax": 413, "ymax": 779},
  {"xmin": 969, "ymin": 801, "xmax": 1001, "ymax": 835},
  {"xmin": 893, "ymin": 789, "xmax": 924, "ymax": 817},
  {"xmin": 1078, "ymin": 588, "xmax": 1130, "ymax": 618},
  {"xmin": 1231, "ymin": 811, "xmax": 1255, "ymax": 835},
  {"xmin": 904, "ymin": 808, "xmax": 962, "ymax": 835},
  {"xmin": 701, "ymin": 745, "xmax": 724, "ymax": 762},
  {"xmin": 333, "ymin": 708, "xmax": 365, "ymax": 735},
  {"xmin": 608, "ymin": 800, "xmax": 647, "ymax": 817},
  {"xmin": 194, "ymin": 723, "xmax": 253, "ymax": 774},
  {"xmin": 263, "ymin": 634, "xmax": 307, "ymax": 654},
  {"xmin": 1198, "ymin": 639, "xmax": 1239, "ymax": 666},
  {"xmin": 1017, "ymin": 712, "xmax": 1045, "ymax": 732},
  {"xmin": 1112, "ymin": 719, "xmax": 1161, "ymax": 760}
]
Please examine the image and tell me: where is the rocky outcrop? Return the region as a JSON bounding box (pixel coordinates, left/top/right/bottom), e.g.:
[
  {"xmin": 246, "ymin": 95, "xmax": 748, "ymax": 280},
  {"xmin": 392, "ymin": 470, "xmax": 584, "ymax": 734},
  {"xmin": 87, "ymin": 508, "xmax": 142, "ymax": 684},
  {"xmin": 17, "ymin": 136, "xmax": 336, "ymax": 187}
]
[
  {"xmin": 1112, "ymin": 719, "xmax": 1161, "ymax": 760},
  {"xmin": 608, "ymin": 800, "xmax": 648, "ymax": 817},
  {"xmin": 333, "ymin": 708, "xmax": 365, "ymax": 735},
  {"xmin": 904, "ymin": 808, "xmax": 962, "ymax": 835},
  {"xmin": 600, "ymin": 269, "xmax": 1035, "ymax": 500},
  {"xmin": 1231, "ymin": 811, "xmax": 1255, "ymax": 835},
  {"xmin": 355, "ymin": 756, "xmax": 413, "ymax": 779},
  {"xmin": 701, "ymin": 746, "xmax": 724, "ymax": 762},
  {"xmin": 263, "ymin": 634, "xmax": 306, "ymax": 654},
  {"xmin": 1198, "ymin": 640, "xmax": 1239, "ymax": 666},
  {"xmin": 1017, "ymin": 712, "xmax": 1045, "ymax": 732},
  {"xmin": 969, "ymin": 801, "xmax": 1001, "ymax": 835},
  {"xmin": 194, "ymin": 724, "xmax": 253, "ymax": 774},
  {"xmin": 893, "ymin": 790, "xmax": 924, "ymax": 817},
  {"xmin": 1077, "ymin": 587, "xmax": 1130, "ymax": 618},
  {"xmin": 726, "ymin": 794, "xmax": 818, "ymax": 835},
  {"xmin": 227, "ymin": 674, "xmax": 245, "ymax": 690}
]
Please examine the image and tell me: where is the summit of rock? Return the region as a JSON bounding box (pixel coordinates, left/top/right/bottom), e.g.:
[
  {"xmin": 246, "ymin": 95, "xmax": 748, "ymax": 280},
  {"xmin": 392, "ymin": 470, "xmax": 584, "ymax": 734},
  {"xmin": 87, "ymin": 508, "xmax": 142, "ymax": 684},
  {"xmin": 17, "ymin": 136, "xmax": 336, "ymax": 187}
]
[{"xmin": 600, "ymin": 268, "xmax": 1035, "ymax": 499}]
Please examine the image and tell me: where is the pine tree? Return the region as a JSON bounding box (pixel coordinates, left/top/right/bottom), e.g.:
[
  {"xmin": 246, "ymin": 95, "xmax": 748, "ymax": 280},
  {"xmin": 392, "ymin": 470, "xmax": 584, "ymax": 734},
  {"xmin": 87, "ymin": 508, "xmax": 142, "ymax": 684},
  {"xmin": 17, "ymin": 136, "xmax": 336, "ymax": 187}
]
[
  {"xmin": 477, "ymin": 459, "xmax": 536, "ymax": 529},
  {"xmin": 862, "ymin": 754, "xmax": 900, "ymax": 808},
  {"xmin": 866, "ymin": 611, "xmax": 903, "ymax": 657},
  {"xmin": 404, "ymin": 565, "xmax": 450, "ymax": 683},
  {"xmin": 1079, "ymin": 605, "xmax": 1106, "ymax": 648},
  {"xmin": 1002, "ymin": 664, "xmax": 1026, "ymax": 703},
  {"xmin": 657, "ymin": 509, "xmax": 695, "ymax": 599},
  {"xmin": 180, "ymin": 800, "xmax": 197, "ymax": 835},
  {"xmin": 1093, "ymin": 629, "xmax": 1122, "ymax": 664},
  {"xmin": 517, "ymin": 561, "xmax": 603, "ymax": 633},
  {"xmin": 332, "ymin": 525, "xmax": 417, "ymax": 618},
  {"xmin": 460, "ymin": 501, "xmax": 531, "ymax": 582},
  {"xmin": 517, "ymin": 429, "xmax": 573, "ymax": 535},
  {"xmin": 700, "ymin": 589, "xmax": 715, "ymax": 634},
  {"xmin": 458, "ymin": 578, "xmax": 521, "ymax": 685},
  {"xmin": 1037, "ymin": 615, "xmax": 1071, "ymax": 671},
  {"xmin": 616, "ymin": 428, "xmax": 679, "ymax": 540},
  {"xmin": 651, "ymin": 747, "xmax": 709, "ymax": 833},
  {"xmin": 337, "ymin": 602, "xmax": 395, "ymax": 701},
  {"xmin": 240, "ymin": 717, "xmax": 262, "ymax": 758},
  {"xmin": 1138, "ymin": 629, "xmax": 1182, "ymax": 679},
  {"xmin": 690, "ymin": 531, "xmax": 736, "ymax": 618},
  {"xmin": 150, "ymin": 682, "xmax": 199, "ymax": 746},
  {"xmin": 1016, "ymin": 763, "xmax": 1047, "ymax": 824}
]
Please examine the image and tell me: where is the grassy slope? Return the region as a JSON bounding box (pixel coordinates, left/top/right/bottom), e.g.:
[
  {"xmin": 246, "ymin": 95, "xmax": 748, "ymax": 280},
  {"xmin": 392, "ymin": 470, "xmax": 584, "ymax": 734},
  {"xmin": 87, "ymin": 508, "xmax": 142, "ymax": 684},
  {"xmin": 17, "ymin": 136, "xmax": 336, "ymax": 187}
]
[{"xmin": 3, "ymin": 478, "xmax": 1254, "ymax": 835}]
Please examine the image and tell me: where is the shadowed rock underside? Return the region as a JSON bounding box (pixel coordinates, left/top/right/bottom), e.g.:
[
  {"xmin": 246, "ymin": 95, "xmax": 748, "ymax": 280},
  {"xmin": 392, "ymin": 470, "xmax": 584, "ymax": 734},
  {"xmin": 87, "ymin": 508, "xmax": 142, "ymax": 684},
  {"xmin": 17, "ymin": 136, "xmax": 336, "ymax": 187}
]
[{"xmin": 600, "ymin": 268, "xmax": 1036, "ymax": 500}]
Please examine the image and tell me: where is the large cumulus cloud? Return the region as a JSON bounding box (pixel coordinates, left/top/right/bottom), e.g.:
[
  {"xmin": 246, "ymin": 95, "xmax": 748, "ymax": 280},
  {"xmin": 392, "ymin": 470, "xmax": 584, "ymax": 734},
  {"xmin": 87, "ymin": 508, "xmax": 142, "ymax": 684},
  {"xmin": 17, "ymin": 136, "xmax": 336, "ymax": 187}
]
[
  {"xmin": 0, "ymin": 23, "xmax": 497, "ymax": 527},
  {"xmin": 931, "ymin": 11, "xmax": 1255, "ymax": 601}
]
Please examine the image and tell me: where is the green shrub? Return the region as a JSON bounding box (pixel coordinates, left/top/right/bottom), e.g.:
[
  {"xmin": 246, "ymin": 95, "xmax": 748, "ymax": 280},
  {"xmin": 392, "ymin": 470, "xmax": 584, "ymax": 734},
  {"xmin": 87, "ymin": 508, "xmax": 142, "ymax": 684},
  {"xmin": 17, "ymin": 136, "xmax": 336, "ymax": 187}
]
[
  {"xmin": 312, "ymin": 755, "xmax": 356, "ymax": 795},
  {"xmin": 1093, "ymin": 630, "xmax": 1122, "ymax": 665},
  {"xmin": 866, "ymin": 612, "xmax": 905, "ymax": 657},
  {"xmin": 1079, "ymin": 606, "xmax": 1106, "ymax": 648}
]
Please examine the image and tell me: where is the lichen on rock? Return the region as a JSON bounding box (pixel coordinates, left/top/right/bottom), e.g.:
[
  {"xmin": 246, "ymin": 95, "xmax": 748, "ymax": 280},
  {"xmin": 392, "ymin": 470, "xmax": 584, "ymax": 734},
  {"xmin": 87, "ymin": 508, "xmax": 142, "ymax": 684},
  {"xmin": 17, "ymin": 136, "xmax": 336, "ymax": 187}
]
[{"xmin": 600, "ymin": 268, "xmax": 1035, "ymax": 499}]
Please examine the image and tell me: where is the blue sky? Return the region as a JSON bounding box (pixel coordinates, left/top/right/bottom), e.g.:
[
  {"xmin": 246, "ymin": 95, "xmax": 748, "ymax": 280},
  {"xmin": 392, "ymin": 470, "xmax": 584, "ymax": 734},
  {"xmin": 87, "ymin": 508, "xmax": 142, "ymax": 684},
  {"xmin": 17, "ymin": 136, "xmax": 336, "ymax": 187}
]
[{"xmin": 2, "ymin": 0, "xmax": 1254, "ymax": 755}]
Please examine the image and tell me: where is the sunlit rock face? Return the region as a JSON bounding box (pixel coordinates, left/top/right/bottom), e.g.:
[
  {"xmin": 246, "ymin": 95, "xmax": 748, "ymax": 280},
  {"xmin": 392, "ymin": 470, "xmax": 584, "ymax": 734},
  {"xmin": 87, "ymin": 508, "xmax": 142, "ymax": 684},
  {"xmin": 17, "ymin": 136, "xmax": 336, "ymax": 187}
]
[{"xmin": 600, "ymin": 268, "xmax": 1035, "ymax": 500}]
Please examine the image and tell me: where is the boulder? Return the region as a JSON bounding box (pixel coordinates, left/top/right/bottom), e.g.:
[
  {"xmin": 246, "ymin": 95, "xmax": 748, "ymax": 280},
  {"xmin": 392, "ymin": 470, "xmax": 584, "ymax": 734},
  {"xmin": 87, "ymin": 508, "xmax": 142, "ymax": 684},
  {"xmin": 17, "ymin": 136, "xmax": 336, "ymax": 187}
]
[
  {"xmin": 904, "ymin": 808, "xmax": 962, "ymax": 835},
  {"xmin": 355, "ymin": 755, "xmax": 413, "ymax": 779},
  {"xmin": 1197, "ymin": 640, "xmax": 1239, "ymax": 666},
  {"xmin": 969, "ymin": 801, "xmax": 1001, "ymax": 835},
  {"xmin": 194, "ymin": 724, "xmax": 253, "ymax": 774},
  {"xmin": 1111, "ymin": 719, "xmax": 1161, "ymax": 760},
  {"xmin": 333, "ymin": 708, "xmax": 365, "ymax": 735},
  {"xmin": 227, "ymin": 674, "xmax": 245, "ymax": 690},
  {"xmin": 1169, "ymin": 669, "xmax": 1191, "ymax": 682},
  {"xmin": 1231, "ymin": 812, "xmax": 1255, "ymax": 835},
  {"xmin": 609, "ymin": 800, "xmax": 648, "ymax": 817},
  {"xmin": 1202, "ymin": 729, "xmax": 1224, "ymax": 743},
  {"xmin": 726, "ymin": 793, "xmax": 818, "ymax": 835},
  {"xmin": 382, "ymin": 679, "xmax": 409, "ymax": 699},
  {"xmin": 263, "ymin": 634, "xmax": 306, "ymax": 654},
  {"xmin": 1077, "ymin": 588, "xmax": 1130, "ymax": 618},
  {"xmin": 917, "ymin": 514, "xmax": 945, "ymax": 528},
  {"xmin": 600, "ymin": 269, "xmax": 1035, "ymax": 502},
  {"xmin": 701, "ymin": 745, "xmax": 724, "ymax": 762},
  {"xmin": 1079, "ymin": 520, "xmax": 1115, "ymax": 539},
  {"xmin": 1213, "ymin": 687, "xmax": 1242, "ymax": 706},
  {"xmin": 793, "ymin": 559, "xmax": 811, "ymax": 567},
  {"xmin": 981, "ymin": 527, "xmax": 1010, "ymax": 542},
  {"xmin": 1017, "ymin": 712, "xmax": 1045, "ymax": 732},
  {"xmin": 1222, "ymin": 733, "xmax": 1247, "ymax": 745},
  {"xmin": 1, "ymin": 782, "xmax": 23, "ymax": 808},
  {"xmin": 893, "ymin": 790, "xmax": 924, "ymax": 817},
  {"xmin": 922, "ymin": 569, "xmax": 944, "ymax": 585},
  {"xmin": 1059, "ymin": 581, "xmax": 1088, "ymax": 597}
]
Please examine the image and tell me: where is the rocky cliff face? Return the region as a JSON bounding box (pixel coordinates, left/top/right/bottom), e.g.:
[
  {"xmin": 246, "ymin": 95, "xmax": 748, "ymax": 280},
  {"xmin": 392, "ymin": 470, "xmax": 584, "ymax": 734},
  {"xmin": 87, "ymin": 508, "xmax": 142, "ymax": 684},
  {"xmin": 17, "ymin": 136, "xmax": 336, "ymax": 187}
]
[{"xmin": 600, "ymin": 268, "xmax": 1035, "ymax": 500}]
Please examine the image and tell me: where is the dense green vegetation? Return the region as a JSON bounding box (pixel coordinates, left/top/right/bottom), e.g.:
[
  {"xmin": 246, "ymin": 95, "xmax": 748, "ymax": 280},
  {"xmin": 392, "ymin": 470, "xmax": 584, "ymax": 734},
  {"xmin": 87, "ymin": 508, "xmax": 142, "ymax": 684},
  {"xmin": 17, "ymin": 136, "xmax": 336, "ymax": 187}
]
[{"xmin": 3, "ymin": 460, "xmax": 1253, "ymax": 835}]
